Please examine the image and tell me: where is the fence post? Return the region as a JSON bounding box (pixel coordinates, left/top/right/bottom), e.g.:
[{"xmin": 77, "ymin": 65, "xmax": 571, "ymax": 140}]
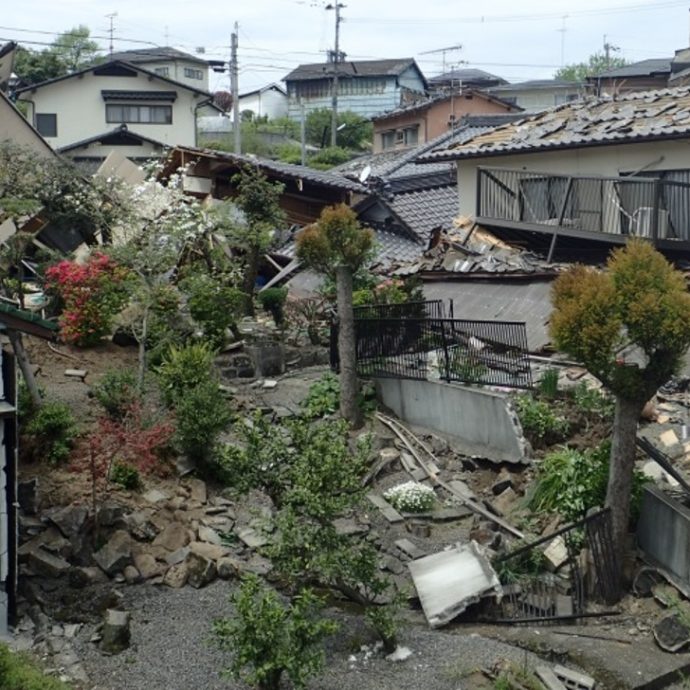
[
  {"xmin": 476, "ymin": 168, "xmax": 483, "ymax": 217},
  {"xmin": 652, "ymin": 178, "xmax": 662, "ymax": 245},
  {"xmin": 439, "ymin": 318, "xmax": 452, "ymax": 382}
]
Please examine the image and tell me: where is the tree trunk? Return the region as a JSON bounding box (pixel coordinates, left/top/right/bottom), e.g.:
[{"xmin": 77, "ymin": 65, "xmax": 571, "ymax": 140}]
[
  {"xmin": 606, "ymin": 394, "xmax": 645, "ymax": 600},
  {"xmin": 335, "ymin": 265, "xmax": 362, "ymax": 429},
  {"xmin": 7, "ymin": 330, "xmax": 41, "ymax": 409},
  {"xmin": 242, "ymin": 243, "xmax": 260, "ymax": 317},
  {"xmin": 137, "ymin": 308, "xmax": 149, "ymax": 392}
]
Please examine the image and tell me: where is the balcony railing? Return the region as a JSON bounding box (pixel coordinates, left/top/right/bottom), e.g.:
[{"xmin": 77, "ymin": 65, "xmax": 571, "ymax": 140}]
[{"xmin": 476, "ymin": 167, "xmax": 690, "ymax": 257}]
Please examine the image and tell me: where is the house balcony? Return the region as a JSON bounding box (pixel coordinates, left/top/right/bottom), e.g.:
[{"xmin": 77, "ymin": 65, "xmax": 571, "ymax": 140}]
[{"xmin": 475, "ymin": 167, "xmax": 690, "ymax": 258}]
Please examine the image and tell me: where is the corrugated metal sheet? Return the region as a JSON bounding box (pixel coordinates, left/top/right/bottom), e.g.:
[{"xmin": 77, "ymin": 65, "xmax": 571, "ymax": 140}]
[{"xmin": 422, "ymin": 278, "xmax": 554, "ymax": 352}]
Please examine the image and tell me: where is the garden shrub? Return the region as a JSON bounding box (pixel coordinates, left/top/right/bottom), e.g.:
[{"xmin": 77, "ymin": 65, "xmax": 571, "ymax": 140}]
[
  {"xmin": 110, "ymin": 461, "xmax": 141, "ymax": 490},
  {"xmin": 571, "ymin": 380, "xmax": 614, "ymax": 419},
  {"xmin": 44, "ymin": 252, "xmax": 130, "ymax": 346},
  {"xmin": 213, "ymin": 575, "xmax": 336, "ymax": 690},
  {"xmin": 537, "ymin": 368, "xmax": 560, "ymax": 399},
  {"xmin": 529, "ymin": 441, "xmax": 647, "ymax": 523},
  {"xmin": 92, "ymin": 369, "xmax": 139, "ymax": 420},
  {"xmin": 514, "ymin": 393, "xmax": 570, "ymax": 447},
  {"xmin": 25, "ymin": 400, "xmax": 77, "ymax": 464},
  {"xmin": 0, "ymin": 644, "xmax": 73, "ymax": 690},
  {"xmin": 301, "ymin": 372, "xmax": 340, "ymax": 418},
  {"xmin": 384, "ymin": 481, "xmax": 436, "ymax": 513},
  {"xmin": 258, "ymin": 287, "xmax": 288, "ymax": 326},
  {"xmin": 156, "ymin": 342, "xmax": 217, "ymax": 407}
]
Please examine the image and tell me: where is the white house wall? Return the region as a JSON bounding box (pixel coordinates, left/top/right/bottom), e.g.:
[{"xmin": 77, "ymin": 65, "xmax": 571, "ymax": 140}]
[
  {"xmin": 458, "ymin": 138, "xmax": 690, "ymax": 218},
  {"xmin": 0, "ymin": 94, "xmax": 55, "ymax": 157},
  {"xmin": 239, "ymin": 90, "xmax": 288, "ymax": 120},
  {"xmin": 19, "ymin": 71, "xmax": 204, "ymax": 150},
  {"xmin": 135, "ymin": 59, "xmax": 209, "ymax": 91}
]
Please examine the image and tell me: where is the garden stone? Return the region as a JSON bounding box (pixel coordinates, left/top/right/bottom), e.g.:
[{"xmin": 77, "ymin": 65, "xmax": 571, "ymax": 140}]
[
  {"xmin": 133, "ymin": 553, "xmax": 161, "ymax": 580},
  {"xmin": 163, "ymin": 562, "xmax": 189, "ymax": 589},
  {"xmin": 123, "ymin": 566, "xmax": 140, "ymax": 584},
  {"xmin": 97, "ymin": 501, "xmax": 125, "ymax": 527},
  {"xmin": 165, "ymin": 546, "xmax": 190, "ymax": 566},
  {"xmin": 28, "ymin": 547, "xmax": 70, "ymax": 578},
  {"xmin": 217, "ymin": 557, "xmax": 240, "ymax": 579},
  {"xmin": 489, "ymin": 487, "xmax": 519, "ymax": 517},
  {"xmin": 49, "ymin": 505, "xmax": 89, "ymax": 539},
  {"xmin": 189, "ymin": 541, "xmax": 229, "ymax": 561},
  {"xmin": 187, "ymin": 478, "xmax": 207, "ymax": 504},
  {"xmin": 100, "ymin": 610, "xmax": 130, "ymax": 655},
  {"xmin": 186, "ymin": 552, "xmax": 216, "ymax": 588},
  {"xmin": 153, "ymin": 522, "xmax": 190, "ymax": 552},
  {"xmin": 125, "ymin": 512, "xmax": 159, "ymax": 541},
  {"xmin": 143, "ymin": 489, "xmax": 168, "ymax": 504},
  {"xmin": 17, "ymin": 478, "xmax": 39, "ymax": 514},
  {"xmin": 69, "ymin": 566, "xmax": 109, "ymax": 587},
  {"xmin": 94, "ymin": 530, "xmax": 132, "ymax": 576},
  {"xmin": 198, "ymin": 525, "xmax": 222, "ymax": 545}
]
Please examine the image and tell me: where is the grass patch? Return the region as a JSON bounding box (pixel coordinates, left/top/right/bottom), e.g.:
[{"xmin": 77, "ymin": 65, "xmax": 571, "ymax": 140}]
[{"xmin": 0, "ymin": 644, "xmax": 73, "ymax": 690}]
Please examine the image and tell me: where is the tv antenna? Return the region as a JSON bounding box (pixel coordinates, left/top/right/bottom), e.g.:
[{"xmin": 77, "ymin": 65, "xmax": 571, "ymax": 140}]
[
  {"xmin": 105, "ymin": 12, "xmax": 118, "ymax": 55},
  {"xmin": 419, "ymin": 44, "xmax": 462, "ymax": 75}
]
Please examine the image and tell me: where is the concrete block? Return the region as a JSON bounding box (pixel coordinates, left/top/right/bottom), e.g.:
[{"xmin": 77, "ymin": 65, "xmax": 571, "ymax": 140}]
[
  {"xmin": 536, "ymin": 666, "xmax": 567, "ymax": 690},
  {"xmin": 408, "ymin": 541, "xmax": 502, "ymax": 628}
]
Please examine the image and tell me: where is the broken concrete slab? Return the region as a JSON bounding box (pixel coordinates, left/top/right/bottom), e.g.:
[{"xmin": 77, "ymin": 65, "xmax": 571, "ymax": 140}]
[
  {"xmin": 28, "ymin": 547, "xmax": 71, "ymax": 578},
  {"xmin": 654, "ymin": 614, "xmax": 690, "ymax": 653},
  {"xmin": 367, "ymin": 492, "xmax": 404, "ymax": 523},
  {"xmin": 543, "ymin": 535, "xmax": 569, "ymax": 572},
  {"xmin": 236, "ymin": 526, "xmax": 268, "ymax": 549},
  {"xmin": 553, "ymin": 665, "xmax": 595, "ymax": 690},
  {"xmin": 408, "ymin": 541, "xmax": 502, "ymax": 628},
  {"xmin": 535, "ymin": 666, "xmax": 567, "ymax": 690},
  {"xmin": 395, "ymin": 538, "xmax": 426, "ymax": 560}
]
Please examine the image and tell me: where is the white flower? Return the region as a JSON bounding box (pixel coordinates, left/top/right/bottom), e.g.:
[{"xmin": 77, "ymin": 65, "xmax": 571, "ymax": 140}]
[{"xmin": 383, "ymin": 481, "xmax": 435, "ymax": 513}]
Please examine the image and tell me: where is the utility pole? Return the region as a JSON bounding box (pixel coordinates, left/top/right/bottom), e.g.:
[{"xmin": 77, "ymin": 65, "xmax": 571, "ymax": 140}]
[
  {"xmin": 300, "ymin": 100, "xmax": 306, "ymax": 166},
  {"xmin": 603, "ymin": 35, "xmax": 619, "ymax": 70},
  {"xmin": 231, "ymin": 22, "xmax": 241, "ymax": 154},
  {"xmin": 105, "ymin": 12, "xmax": 117, "ymax": 55},
  {"xmin": 327, "ymin": 3, "xmax": 345, "ymax": 149}
]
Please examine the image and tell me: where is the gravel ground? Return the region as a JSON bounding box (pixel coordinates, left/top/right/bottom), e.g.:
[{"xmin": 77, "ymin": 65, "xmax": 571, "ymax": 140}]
[{"xmin": 72, "ymin": 580, "xmax": 547, "ymax": 690}]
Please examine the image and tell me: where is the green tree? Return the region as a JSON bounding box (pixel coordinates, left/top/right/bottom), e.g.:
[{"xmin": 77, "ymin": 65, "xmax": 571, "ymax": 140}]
[
  {"xmin": 296, "ymin": 204, "xmax": 374, "ymax": 428},
  {"xmin": 555, "ymin": 51, "xmax": 628, "ymax": 82},
  {"xmin": 215, "ymin": 166, "xmax": 285, "ymax": 316},
  {"xmin": 305, "ymin": 108, "xmax": 372, "ymax": 150},
  {"xmin": 550, "ymin": 240, "xmax": 690, "ymax": 597},
  {"xmin": 14, "ymin": 26, "xmax": 101, "ymax": 85}
]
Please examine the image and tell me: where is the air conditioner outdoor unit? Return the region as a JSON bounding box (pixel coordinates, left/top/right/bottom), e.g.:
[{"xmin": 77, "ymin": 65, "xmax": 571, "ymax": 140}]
[{"xmin": 633, "ymin": 207, "xmax": 669, "ymax": 238}]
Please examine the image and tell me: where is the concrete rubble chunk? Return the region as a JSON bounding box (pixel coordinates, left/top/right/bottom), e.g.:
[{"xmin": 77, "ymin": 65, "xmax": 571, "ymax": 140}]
[
  {"xmin": 153, "ymin": 521, "xmax": 190, "ymax": 552},
  {"xmin": 491, "ymin": 469, "xmax": 514, "ymax": 496},
  {"xmin": 100, "ymin": 609, "xmax": 130, "ymax": 655},
  {"xmin": 143, "ymin": 489, "xmax": 169, "ymax": 504},
  {"xmin": 94, "ymin": 530, "xmax": 132, "ymax": 576},
  {"xmin": 489, "ymin": 487, "xmax": 519, "ymax": 517},
  {"xmin": 395, "ymin": 538, "xmax": 426, "ymax": 560},
  {"xmin": 187, "ymin": 478, "xmax": 208, "ymax": 504},
  {"xmin": 186, "ymin": 552, "xmax": 217, "ymax": 588},
  {"xmin": 197, "ymin": 525, "xmax": 222, "ymax": 545},
  {"xmin": 543, "ymin": 535, "xmax": 569, "ymax": 571},
  {"xmin": 189, "ymin": 541, "xmax": 230, "ymax": 561},
  {"xmin": 408, "ymin": 541, "xmax": 502, "ymax": 628},
  {"xmin": 123, "ymin": 565, "xmax": 140, "ymax": 584},
  {"xmin": 28, "ymin": 547, "xmax": 71, "ymax": 577},
  {"xmin": 236, "ymin": 525, "xmax": 269, "ymax": 549},
  {"xmin": 217, "ymin": 557, "xmax": 241, "ymax": 579},
  {"xmin": 17, "ymin": 478, "xmax": 39, "ymax": 515},
  {"xmin": 367, "ymin": 492, "xmax": 404, "ymax": 523},
  {"xmin": 448, "ymin": 479, "xmax": 476, "ymax": 502},
  {"xmin": 536, "ymin": 666, "xmax": 567, "ymax": 690},
  {"xmin": 165, "ymin": 546, "xmax": 191, "ymax": 566},
  {"xmin": 553, "ymin": 665, "xmax": 595, "ymax": 690},
  {"xmin": 65, "ymin": 369, "xmax": 87, "ymax": 379},
  {"xmin": 125, "ymin": 512, "xmax": 159, "ymax": 541}
]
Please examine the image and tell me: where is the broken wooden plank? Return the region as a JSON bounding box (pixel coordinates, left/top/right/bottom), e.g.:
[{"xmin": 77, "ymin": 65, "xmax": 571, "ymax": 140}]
[
  {"xmin": 366, "ymin": 492, "xmax": 404, "ymax": 523},
  {"xmin": 536, "ymin": 666, "xmax": 567, "ymax": 690}
]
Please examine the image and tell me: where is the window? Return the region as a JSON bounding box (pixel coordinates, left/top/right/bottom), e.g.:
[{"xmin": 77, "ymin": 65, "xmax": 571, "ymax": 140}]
[
  {"xmin": 154, "ymin": 67, "xmax": 170, "ymax": 77},
  {"xmin": 106, "ymin": 104, "xmax": 173, "ymax": 124},
  {"xmin": 381, "ymin": 130, "xmax": 396, "ymax": 150},
  {"xmin": 35, "ymin": 113, "xmax": 57, "ymax": 137},
  {"xmin": 403, "ymin": 126, "xmax": 418, "ymax": 146},
  {"xmin": 184, "ymin": 67, "xmax": 203, "ymax": 80}
]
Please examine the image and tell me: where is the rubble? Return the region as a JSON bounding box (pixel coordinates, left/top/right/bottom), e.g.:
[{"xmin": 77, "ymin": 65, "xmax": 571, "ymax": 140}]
[{"xmin": 100, "ymin": 609, "xmax": 131, "ymax": 655}]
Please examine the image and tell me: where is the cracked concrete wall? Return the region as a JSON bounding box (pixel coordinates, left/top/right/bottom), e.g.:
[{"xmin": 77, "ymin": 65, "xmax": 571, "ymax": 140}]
[{"xmin": 375, "ymin": 378, "xmax": 529, "ymax": 463}]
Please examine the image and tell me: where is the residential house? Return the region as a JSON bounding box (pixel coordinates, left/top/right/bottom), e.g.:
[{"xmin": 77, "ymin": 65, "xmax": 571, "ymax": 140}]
[
  {"xmin": 239, "ymin": 84, "xmax": 288, "ymax": 121},
  {"xmin": 421, "ymin": 86, "xmax": 690, "ymax": 260},
  {"xmin": 106, "ymin": 47, "xmax": 211, "ymax": 92},
  {"xmin": 370, "ymin": 90, "xmax": 521, "ymax": 153},
  {"xmin": 15, "ymin": 59, "xmax": 216, "ymax": 165},
  {"xmin": 0, "ymin": 90, "xmax": 55, "ymax": 158},
  {"xmin": 429, "ymin": 68, "xmax": 507, "ymax": 92},
  {"xmin": 588, "ymin": 58, "xmax": 672, "ymax": 96},
  {"xmin": 485, "ymin": 79, "xmax": 584, "ymax": 113},
  {"xmin": 283, "ymin": 58, "xmax": 427, "ymax": 120}
]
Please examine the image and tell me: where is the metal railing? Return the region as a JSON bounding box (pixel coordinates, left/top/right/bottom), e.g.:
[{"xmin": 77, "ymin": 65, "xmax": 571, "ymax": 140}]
[
  {"xmin": 331, "ymin": 304, "xmax": 532, "ymax": 389},
  {"xmin": 353, "ymin": 299, "xmax": 452, "ymax": 320},
  {"xmin": 476, "ymin": 167, "xmax": 690, "ymax": 244}
]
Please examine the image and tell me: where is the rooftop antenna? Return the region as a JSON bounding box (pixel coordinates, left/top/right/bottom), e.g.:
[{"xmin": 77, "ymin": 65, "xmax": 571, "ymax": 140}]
[
  {"xmin": 105, "ymin": 12, "xmax": 117, "ymax": 55},
  {"xmin": 557, "ymin": 15, "xmax": 568, "ymax": 67},
  {"xmin": 419, "ymin": 44, "xmax": 463, "ymax": 77}
]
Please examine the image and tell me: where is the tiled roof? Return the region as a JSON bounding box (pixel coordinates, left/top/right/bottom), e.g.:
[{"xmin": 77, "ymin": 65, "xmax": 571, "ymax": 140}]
[
  {"xmin": 429, "ymin": 68, "xmax": 507, "ymax": 86},
  {"xmin": 487, "ymin": 79, "xmax": 582, "ymax": 92},
  {"xmin": 106, "ymin": 47, "xmax": 208, "ymax": 65},
  {"xmin": 189, "ymin": 148, "xmax": 368, "ymax": 193},
  {"xmin": 284, "ymin": 58, "xmax": 423, "ymax": 82},
  {"xmin": 389, "ymin": 185, "xmax": 459, "ymax": 242},
  {"xmin": 422, "ymin": 86, "xmax": 690, "ymax": 161},
  {"xmin": 595, "ymin": 58, "xmax": 672, "ymax": 79}
]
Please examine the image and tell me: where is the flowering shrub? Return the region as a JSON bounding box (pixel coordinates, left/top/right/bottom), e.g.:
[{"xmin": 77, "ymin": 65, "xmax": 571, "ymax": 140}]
[
  {"xmin": 45, "ymin": 252, "xmax": 130, "ymax": 346},
  {"xmin": 383, "ymin": 481, "xmax": 436, "ymax": 513}
]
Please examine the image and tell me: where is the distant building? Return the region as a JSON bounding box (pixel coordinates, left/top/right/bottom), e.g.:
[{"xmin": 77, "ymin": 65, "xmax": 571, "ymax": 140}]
[
  {"xmin": 371, "ymin": 90, "xmax": 521, "ymax": 153},
  {"xmin": 238, "ymin": 84, "xmax": 288, "ymax": 121},
  {"xmin": 588, "ymin": 57, "xmax": 672, "ymax": 95},
  {"xmin": 429, "ymin": 68, "xmax": 507, "ymax": 92},
  {"xmin": 106, "ymin": 46, "xmax": 212, "ymax": 92},
  {"xmin": 283, "ymin": 58, "xmax": 427, "ymax": 120},
  {"xmin": 485, "ymin": 79, "xmax": 584, "ymax": 113}
]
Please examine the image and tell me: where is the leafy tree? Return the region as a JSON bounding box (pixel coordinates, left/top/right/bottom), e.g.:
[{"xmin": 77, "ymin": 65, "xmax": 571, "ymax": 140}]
[
  {"xmin": 555, "ymin": 51, "xmax": 628, "ymax": 82},
  {"xmin": 305, "ymin": 108, "xmax": 372, "ymax": 150},
  {"xmin": 297, "ymin": 204, "xmax": 373, "ymax": 428},
  {"xmin": 14, "ymin": 26, "xmax": 101, "ymax": 85},
  {"xmin": 550, "ymin": 240, "xmax": 690, "ymax": 596},
  {"xmin": 215, "ymin": 166, "xmax": 285, "ymax": 316},
  {"xmin": 213, "ymin": 90, "xmax": 233, "ymax": 112},
  {"xmin": 308, "ymin": 146, "xmax": 352, "ymax": 170}
]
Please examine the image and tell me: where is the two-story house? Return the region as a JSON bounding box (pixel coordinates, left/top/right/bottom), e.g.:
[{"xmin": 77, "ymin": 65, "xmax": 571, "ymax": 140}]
[
  {"xmin": 283, "ymin": 58, "xmax": 427, "ymax": 121},
  {"xmin": 15, "ymin": 58, "xmax": 216, "ymax": 166},
  {"xmin": 371, "ymin": 90, "xmax": 521, "ymax": 153}
]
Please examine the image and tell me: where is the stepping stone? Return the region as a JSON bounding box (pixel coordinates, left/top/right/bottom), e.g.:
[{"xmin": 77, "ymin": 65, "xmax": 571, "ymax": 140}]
[{"xmin": 367, "ymin": 493, "xmax": 403, "ymax": 523}]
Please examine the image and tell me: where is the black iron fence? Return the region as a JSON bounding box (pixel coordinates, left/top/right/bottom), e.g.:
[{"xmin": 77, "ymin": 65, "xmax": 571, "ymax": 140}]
[
  {"xmin": 477, "ymin": 166, "xmax": 690, "ymax": 244},
  {"xmin": 353, "ymin": 299, "xmax": 452, "ymax": 320},
  {"xmin": 331, "ymin": 302, "xmax": 532, "ymax": 389}
]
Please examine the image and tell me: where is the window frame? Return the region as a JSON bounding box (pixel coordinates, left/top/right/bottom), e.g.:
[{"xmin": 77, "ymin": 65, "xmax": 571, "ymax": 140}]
[
  {"xmin": 105, "ymin": 103, "xmax": 173, "ymax": 125},
  {"xmin": 35, "ymin": 113, "xmax": 57, "ymax": 137}
]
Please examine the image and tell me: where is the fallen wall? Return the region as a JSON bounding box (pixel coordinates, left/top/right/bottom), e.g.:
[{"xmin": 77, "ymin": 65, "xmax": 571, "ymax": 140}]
[
  {"xmin": 375, "ymin": 378, "xmax": 529, "ymax": 463},
  {"xmin": 638, "ymin": 484, "xmax": 690, "ymax": 585}
]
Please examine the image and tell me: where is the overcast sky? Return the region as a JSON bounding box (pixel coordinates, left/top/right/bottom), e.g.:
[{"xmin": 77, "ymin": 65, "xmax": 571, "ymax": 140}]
[{"xmin": 3, "ymin": 0, "xmax": 690, "ymax": 92}]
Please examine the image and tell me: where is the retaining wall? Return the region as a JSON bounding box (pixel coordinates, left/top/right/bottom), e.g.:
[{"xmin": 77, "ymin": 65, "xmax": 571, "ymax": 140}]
[{"xmin": 375, "ymin": 378, "xmax": 529, "ymax": 464}]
